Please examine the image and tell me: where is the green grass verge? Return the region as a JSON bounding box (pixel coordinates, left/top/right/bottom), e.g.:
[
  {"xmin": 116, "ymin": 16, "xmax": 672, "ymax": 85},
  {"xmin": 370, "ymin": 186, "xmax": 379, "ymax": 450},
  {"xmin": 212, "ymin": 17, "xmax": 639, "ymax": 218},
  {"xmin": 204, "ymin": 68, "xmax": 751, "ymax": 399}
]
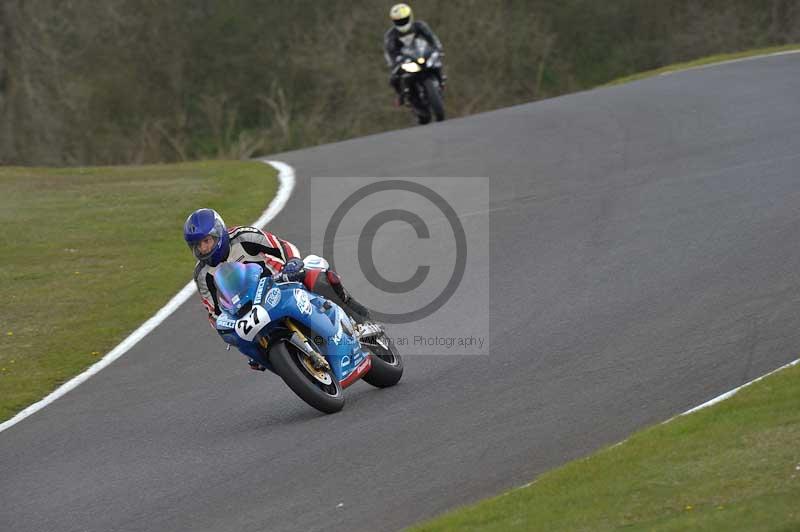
[
  {"xmin": 0, "ymin": 161, "xmax": 277, "ymax": 423},
  {"xmin": 604, "ymin": 44, "xmax": 800, "ymax": 87},
  {"xmin": 411, "ymin": 361, "xmax": 800, "ymax": 531}
]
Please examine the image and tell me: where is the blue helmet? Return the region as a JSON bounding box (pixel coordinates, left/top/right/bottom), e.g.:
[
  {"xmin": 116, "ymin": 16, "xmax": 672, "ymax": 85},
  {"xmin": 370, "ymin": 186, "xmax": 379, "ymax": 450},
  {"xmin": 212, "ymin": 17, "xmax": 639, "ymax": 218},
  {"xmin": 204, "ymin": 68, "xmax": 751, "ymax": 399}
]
[{"xmin": 183, "ymin": 208, "xmax": 230, "ymax": 266}]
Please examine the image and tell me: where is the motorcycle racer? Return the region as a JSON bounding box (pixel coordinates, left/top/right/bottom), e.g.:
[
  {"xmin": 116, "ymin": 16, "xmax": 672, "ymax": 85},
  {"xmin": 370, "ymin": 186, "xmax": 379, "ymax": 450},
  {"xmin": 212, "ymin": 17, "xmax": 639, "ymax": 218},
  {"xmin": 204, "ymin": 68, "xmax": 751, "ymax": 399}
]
[
  {"xmin": 384, "ymin": 3, "xmax": 445, "ymax": 106},
  {"xmin": 183, "ymin": 208, "xmax": 371, "ymax": 369}
]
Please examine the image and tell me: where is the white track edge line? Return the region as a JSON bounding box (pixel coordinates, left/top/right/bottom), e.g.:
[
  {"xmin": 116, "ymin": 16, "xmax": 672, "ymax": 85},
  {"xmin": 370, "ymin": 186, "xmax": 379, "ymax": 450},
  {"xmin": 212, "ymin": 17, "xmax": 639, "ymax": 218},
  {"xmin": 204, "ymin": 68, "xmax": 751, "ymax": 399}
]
[
  {"xmin": 680, "ymin": 357, "xmax": 799, "ymax": 416},
  {"xmin": 0, "ymin": 159, "xmax": 296, "ymax": 434},
  {"xmin": 508, "ymin": 356, "xmax": 800, "ymax": 493}
]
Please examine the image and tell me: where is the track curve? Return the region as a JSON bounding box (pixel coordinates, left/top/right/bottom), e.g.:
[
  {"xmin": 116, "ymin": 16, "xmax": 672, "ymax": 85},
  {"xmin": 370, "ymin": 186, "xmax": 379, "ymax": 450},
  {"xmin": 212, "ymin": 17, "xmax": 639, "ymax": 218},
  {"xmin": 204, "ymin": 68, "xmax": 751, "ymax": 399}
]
[{"xmin": 2, "ymin": 53, "xmax": 800, "ymax": 532}]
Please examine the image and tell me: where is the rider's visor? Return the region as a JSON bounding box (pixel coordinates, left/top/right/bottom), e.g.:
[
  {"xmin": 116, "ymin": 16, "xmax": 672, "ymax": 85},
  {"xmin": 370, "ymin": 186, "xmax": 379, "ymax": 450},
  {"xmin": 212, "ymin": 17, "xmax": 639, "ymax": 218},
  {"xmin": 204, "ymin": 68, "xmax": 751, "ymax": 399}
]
[
  {"xmin": 188, "ymin": 234, "xmax": 219, "ymax": 261},
  {"xmin": 393, "ymin": 16, "xmax": 410, "ymax": 27}
]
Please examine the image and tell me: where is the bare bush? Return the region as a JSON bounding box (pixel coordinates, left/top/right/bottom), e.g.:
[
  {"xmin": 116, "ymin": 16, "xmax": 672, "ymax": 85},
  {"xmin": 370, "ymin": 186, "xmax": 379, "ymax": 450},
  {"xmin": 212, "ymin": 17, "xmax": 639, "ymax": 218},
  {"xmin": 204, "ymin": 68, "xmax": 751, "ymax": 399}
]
[{"xmin": 2, "ymin": 0, "xmax": 797, "ymax": 165}]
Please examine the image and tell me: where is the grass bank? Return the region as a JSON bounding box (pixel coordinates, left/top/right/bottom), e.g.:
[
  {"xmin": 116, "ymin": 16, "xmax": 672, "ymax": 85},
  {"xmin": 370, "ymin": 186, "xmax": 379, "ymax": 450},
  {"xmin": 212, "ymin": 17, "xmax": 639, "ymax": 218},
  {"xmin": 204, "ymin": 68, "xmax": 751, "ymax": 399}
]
[
  {"xmin": 0, "ymin": 161, "xmax": 277, "ymax": 423},
  {"xmin": 411, "ymin": 361, "xmax": 800, "ymax": 531},
  {"xmin": 604, "ymin": 44, "xmax": 800, "ymax": 86}
]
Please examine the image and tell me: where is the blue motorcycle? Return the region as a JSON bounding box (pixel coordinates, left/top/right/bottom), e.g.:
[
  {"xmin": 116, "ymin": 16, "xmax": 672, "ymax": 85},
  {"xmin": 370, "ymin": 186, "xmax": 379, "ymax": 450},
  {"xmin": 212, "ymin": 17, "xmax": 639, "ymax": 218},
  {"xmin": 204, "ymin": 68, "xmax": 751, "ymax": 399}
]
[{"xmin": 213, "ymin": 261, "xmax": 403, "ymax": 413}]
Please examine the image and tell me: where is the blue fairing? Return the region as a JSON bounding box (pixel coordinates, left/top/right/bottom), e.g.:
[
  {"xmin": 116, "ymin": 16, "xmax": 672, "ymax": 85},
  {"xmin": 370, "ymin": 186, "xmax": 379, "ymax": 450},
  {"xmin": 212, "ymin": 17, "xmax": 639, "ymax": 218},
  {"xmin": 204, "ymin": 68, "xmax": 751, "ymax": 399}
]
[{"xmin": 214, "ymin": 264, "xmax": 368, "ymax": 383}]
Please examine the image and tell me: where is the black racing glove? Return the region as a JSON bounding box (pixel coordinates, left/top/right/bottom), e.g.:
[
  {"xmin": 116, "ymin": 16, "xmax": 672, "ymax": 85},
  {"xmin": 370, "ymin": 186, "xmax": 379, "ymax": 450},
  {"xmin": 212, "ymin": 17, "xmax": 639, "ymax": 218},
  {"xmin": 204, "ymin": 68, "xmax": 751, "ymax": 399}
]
[{"xmin": 275, "ymin": 257, "xmax": 305, "ymax": 283}]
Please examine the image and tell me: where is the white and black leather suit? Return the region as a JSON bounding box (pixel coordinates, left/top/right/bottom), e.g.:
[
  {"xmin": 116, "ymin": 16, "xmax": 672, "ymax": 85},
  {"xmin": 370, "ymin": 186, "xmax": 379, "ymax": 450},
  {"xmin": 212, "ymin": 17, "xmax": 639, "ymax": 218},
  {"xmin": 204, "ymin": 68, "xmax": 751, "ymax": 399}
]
[
  {"xmin": 193, "ymin": 226, "xmax": 370, "ymax": 325},
  {"xmin": 383, "ymin": 21, "xmax": 444, "ymax": 95}
]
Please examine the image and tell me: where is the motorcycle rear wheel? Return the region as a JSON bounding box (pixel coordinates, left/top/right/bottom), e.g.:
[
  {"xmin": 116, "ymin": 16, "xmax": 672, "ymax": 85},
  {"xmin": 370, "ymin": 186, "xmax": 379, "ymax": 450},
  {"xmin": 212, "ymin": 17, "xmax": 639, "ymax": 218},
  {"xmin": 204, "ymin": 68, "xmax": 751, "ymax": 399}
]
[
  {"xmin": 270, "ymin": 341, "xmax": 344, "ymax": 414},
  {"xmin": 361, "ymin": 335, "xmax": 403, "ymax": 388}
]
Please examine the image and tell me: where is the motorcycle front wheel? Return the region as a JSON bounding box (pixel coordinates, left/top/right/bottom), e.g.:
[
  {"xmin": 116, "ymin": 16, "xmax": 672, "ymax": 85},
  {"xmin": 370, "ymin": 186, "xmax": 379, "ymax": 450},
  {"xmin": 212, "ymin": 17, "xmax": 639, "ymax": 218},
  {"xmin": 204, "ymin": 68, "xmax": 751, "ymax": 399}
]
[
  {"xmin": 423, "ymin": 77, "xmax": 445, "ymax": 122},
  {"xmin": 408, "ymin": 82, "xmax": 432, "ymax": 124},
  {"xmin": 270, "ymin": 341, "xmax": 344, "ymax": 414},
  {"xmin": 414, "ymin": 103, "xmax": 432, "ymax": 125}
]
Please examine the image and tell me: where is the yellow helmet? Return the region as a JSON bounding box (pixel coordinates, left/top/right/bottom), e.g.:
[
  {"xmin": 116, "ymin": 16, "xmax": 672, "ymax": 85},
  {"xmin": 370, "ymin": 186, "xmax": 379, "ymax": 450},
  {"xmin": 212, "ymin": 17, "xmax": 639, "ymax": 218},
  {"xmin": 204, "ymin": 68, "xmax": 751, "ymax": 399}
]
[{"xmin": 390, "ymin": 3, "xmax": 414, "ymax": 33}]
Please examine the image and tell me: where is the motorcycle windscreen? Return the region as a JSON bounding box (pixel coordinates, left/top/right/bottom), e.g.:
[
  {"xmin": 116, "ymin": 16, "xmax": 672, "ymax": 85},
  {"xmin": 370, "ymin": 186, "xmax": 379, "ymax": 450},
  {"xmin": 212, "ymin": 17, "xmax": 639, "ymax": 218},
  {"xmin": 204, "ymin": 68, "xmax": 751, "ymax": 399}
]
[{"xmin": 213, "ymin": 262, "xmax": 262, "ymax": 317}]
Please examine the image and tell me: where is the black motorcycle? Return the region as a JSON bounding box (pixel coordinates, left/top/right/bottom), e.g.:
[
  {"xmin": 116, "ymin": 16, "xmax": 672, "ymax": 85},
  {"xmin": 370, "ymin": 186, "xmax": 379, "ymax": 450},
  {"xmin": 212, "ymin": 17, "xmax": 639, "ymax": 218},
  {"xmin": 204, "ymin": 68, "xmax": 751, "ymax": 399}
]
[{"xmin": 394, "ymin": 37, "xmax": 445, "ymax": 125}]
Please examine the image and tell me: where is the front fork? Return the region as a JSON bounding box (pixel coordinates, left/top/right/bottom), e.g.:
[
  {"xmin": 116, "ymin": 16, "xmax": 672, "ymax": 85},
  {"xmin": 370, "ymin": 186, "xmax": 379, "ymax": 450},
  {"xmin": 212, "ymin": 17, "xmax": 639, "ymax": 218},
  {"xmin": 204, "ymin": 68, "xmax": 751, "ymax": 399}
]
[{"xmin": 284, "ymin": 319, "xmax": 330, "ymax": 371}]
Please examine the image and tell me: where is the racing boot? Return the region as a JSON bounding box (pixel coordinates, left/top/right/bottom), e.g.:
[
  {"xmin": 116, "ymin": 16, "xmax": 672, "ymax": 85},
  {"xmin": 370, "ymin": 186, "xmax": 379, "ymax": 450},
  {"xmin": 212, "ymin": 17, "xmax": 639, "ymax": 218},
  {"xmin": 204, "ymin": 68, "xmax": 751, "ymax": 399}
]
[
  {"xmin": 248, "ymin": 358, "xmax": 266, "ymax": 371},
  {"xmin": 395, "ymin": 88, "xmax": 409, "ymax": 107},
  {"xmin": 326, "ymin": 270, "xmax": 372, "ymax": 323},
  {"xmin": 390, "ymin": 73, "xmax": 406, "ymax": 107}
]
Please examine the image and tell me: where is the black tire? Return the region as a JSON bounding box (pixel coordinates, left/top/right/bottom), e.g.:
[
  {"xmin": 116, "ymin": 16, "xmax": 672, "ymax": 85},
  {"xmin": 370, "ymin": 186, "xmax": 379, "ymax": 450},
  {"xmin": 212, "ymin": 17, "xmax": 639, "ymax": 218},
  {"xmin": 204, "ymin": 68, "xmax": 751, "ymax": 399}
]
[
  {"xmin": 361, "ymin": 336, "xmax": 403, "ymax": 388},
  {"xmin": 410, "ymin": 83, "xmax": 432, "ymax": 124},
  {"xmin": 424, "ymin": 77, "xmax": 445, "ymax": 122},
  {"xmin": 269, "ymin": 341, "xmax": 344, "ymax": 414}
]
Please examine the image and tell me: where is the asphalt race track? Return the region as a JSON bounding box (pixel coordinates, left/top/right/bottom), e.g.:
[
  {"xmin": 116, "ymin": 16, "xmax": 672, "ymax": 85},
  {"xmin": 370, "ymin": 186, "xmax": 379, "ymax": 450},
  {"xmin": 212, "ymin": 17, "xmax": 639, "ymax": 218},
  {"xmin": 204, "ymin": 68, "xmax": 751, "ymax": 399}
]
[{"xmin": 3, "ymin": 53, "xmax": 800, "ymax": 532}]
